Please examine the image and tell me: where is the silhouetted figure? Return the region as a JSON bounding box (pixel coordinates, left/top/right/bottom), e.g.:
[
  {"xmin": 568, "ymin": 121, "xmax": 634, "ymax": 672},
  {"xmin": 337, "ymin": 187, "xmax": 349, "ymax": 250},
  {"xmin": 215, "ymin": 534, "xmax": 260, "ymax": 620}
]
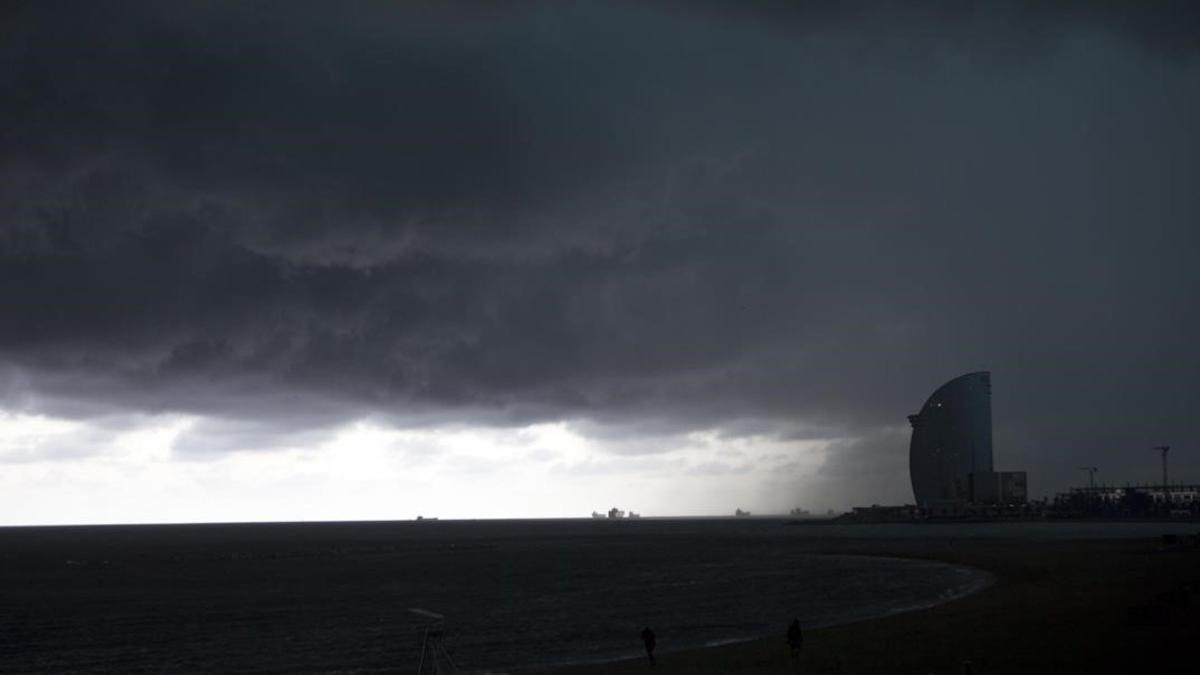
[
  {"xmin": 787, "ymin": 618, "xmax": 803, "ymax": 658},
  {"xmin": 640, "ymin": 626, "xmax": 656, "ymax": 666}
]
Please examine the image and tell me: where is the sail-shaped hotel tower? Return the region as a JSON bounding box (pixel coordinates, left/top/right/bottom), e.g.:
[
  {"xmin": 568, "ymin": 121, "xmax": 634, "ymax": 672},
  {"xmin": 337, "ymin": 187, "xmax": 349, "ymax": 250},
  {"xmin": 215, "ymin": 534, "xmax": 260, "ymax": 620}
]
[{"xmin": 908, "ymin": 371, "xmax": 1026, "ymax": 506}]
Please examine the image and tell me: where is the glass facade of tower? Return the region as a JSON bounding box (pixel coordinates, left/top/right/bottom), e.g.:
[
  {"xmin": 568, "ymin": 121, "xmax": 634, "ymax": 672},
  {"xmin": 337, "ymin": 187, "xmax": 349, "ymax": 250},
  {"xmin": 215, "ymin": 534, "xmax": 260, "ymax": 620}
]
[{"xmin": 908, "ymin": 371, "xmax": 994, "ymax": 506}]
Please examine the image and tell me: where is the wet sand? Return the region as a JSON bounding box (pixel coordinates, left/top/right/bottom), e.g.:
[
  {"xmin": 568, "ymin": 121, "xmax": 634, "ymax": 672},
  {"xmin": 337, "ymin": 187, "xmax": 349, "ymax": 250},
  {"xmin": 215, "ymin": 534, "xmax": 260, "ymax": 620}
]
[{"xmin": 537, "ymin": 534, "xmax": 1199, "ymax": 674}]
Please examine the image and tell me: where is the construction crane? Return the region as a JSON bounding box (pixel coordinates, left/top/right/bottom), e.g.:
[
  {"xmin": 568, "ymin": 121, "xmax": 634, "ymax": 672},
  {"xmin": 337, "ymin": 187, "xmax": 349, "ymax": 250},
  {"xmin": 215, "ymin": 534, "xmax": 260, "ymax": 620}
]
[
  {"xmin": 1152, "ymin": 445, "xmax": 1170, "ymax": 489},
  {"xmin": 1077, "ymin": 466, "xmax": 1098, "ymax": 489}
]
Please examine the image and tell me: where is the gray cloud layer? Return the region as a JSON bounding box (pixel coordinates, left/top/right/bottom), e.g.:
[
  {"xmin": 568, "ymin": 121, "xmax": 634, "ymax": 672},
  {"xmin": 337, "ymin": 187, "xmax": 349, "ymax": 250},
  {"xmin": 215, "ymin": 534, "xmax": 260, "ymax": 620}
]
[{"xmin": 2, "ymin": 1, "xmax": 1198, "ymax": 498}]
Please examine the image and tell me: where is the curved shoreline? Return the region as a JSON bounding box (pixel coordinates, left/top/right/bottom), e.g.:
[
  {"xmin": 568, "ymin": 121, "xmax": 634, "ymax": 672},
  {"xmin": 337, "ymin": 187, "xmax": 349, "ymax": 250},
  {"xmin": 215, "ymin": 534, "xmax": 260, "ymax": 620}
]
[
  {"xmin": 533, "ymin": 535, "xmax": 1198, "ymax": 674},
  {"xmin": 811, "ymin": 553, "xmax": 996, "ymax": 624},
  {"xmin": 517, "ymin": 554, "xmax": 994, "ymax": 674}
]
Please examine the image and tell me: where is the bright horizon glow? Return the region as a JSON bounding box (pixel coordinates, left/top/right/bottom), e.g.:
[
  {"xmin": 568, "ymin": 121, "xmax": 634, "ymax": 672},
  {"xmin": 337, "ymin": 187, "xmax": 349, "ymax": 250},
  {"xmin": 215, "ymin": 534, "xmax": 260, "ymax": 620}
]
[{"xmin": 0, "ymin": 410, "xmax": 860, "ymax": 526}]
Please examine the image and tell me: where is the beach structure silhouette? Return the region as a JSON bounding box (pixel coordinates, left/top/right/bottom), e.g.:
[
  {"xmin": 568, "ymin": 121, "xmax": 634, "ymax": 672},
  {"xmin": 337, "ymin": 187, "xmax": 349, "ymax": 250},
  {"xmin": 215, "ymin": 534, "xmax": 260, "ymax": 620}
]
[{"xmin": 411, "ymin": 608, "xmax": 457, "ymax": 674}]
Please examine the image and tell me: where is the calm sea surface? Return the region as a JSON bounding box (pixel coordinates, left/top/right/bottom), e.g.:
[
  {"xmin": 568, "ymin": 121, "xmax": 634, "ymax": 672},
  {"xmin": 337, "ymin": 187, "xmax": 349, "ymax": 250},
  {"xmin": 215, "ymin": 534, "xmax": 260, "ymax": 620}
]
[{"xmin": 5, "ymin": 518, "xmax": 1177, "ymax": 673}]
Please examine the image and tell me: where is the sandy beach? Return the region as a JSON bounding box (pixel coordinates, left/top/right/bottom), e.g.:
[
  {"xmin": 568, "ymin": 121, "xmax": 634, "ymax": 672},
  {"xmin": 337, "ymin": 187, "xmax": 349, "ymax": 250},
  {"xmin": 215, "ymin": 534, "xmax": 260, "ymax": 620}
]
[{"xmin": 536, "ymin": 532, "xmax": 1199, "ymax": 674}]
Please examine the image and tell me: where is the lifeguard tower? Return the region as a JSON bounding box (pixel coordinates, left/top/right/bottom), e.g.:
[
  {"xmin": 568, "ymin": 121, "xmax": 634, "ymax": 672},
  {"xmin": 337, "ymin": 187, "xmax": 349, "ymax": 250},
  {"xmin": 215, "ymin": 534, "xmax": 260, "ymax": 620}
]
[{"xmin": 410, "ymin": 608, "xmax": 457, "ymax": 674}]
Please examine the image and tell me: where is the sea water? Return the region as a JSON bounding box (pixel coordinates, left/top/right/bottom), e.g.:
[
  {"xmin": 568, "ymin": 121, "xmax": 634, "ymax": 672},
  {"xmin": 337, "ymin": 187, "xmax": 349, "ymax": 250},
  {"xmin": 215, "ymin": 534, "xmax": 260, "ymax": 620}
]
[{"xmin": 1, "ymin": 519, "xmax": 999, "ymax": 673}]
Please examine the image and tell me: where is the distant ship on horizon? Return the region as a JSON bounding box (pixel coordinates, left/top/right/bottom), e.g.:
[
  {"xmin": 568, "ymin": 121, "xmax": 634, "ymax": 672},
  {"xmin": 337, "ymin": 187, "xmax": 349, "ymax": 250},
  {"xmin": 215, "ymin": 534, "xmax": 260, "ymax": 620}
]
[
  {"xmin": 735, "ymin": 508, "xmax": 751, "ymax": 517},
  {"xmin": 591, "ymin": 508, "xmax": 639, "ymax": 519}
]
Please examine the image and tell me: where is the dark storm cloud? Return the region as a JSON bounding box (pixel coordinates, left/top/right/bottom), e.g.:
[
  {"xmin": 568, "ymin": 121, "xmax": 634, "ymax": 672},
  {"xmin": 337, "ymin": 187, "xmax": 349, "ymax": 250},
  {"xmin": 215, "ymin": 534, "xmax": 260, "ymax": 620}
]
[
  {"xmin": 681, "ymin": 0, "xmax": 1200, "ymax": 57},
  {"xmin": 1, "ymin": 1, "xmax": 1198, "ymax": 494}
]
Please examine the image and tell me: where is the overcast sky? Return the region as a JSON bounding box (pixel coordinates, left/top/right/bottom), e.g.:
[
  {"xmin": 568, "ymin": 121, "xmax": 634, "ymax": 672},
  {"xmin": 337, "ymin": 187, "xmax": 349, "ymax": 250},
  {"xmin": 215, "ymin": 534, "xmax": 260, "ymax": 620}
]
[{"xmin": 2, "ymin": 1, "xmax": 1197, "ymax": 524}]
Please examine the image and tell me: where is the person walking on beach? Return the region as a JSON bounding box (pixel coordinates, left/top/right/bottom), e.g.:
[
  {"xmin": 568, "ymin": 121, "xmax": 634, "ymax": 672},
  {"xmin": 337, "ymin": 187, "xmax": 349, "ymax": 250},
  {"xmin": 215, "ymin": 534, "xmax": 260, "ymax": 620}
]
[
  {"xmin": 787, "ymin": 618, "xmax": 803, "ymax": 659},
  {"xmin": 640, "ymin": 626, "xmax": 657, "ymax": 666}
]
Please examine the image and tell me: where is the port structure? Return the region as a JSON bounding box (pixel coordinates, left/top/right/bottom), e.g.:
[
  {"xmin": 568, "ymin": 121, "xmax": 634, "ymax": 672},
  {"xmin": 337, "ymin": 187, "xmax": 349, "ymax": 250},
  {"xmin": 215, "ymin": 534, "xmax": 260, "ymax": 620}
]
[
  {"xmin": 410, "ymin": 608, "xmax": 458, "ymax": 674},
  {"xmin": 1152, "ymin": 445, "xmax": 1170, "ymax": 489},
  {"xmin": 1077, "ymin": 466, "xmax": 1098, "ymax": 489}
]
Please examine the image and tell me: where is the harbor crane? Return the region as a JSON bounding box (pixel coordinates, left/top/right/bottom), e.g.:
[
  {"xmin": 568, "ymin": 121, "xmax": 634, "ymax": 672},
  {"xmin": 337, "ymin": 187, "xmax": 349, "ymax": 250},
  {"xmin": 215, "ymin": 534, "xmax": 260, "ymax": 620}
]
[
  {"xmin": 1077, "ymin": 466, "xmax": 1098, "ymax": 489},
  {"xmin": 1152, "ymin": 445, "xmax": 1170, "ymax": 489}
]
